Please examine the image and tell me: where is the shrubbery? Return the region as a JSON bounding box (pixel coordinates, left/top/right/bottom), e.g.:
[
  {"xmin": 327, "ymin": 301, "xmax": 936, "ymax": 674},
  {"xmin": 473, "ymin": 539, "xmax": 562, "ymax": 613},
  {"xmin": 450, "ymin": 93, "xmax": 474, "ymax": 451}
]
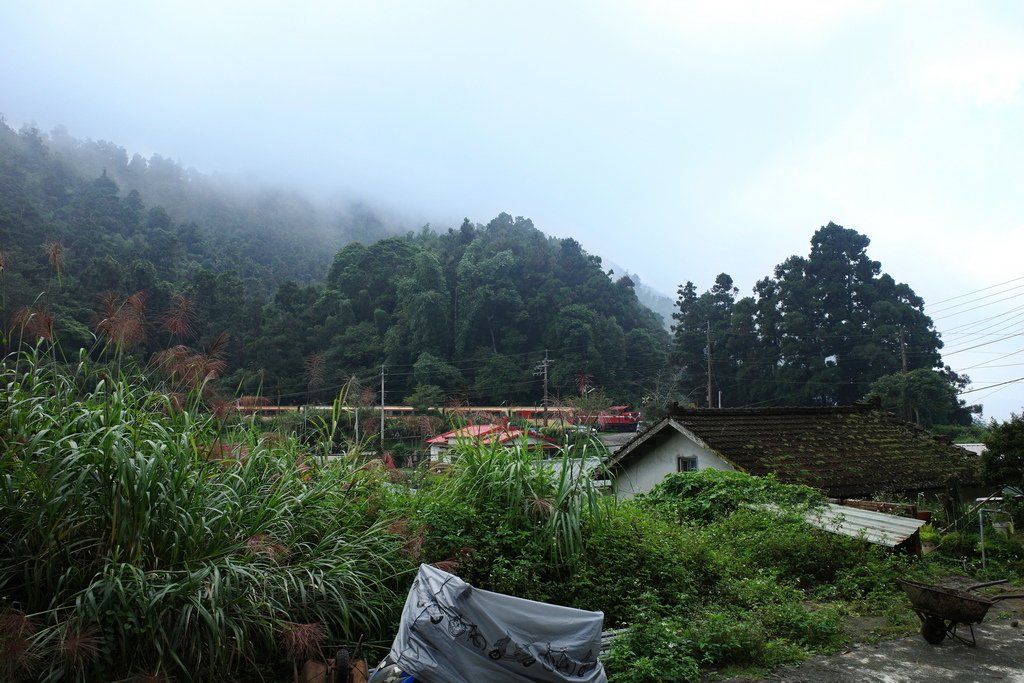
[
  {"xmin": 0, "ymin": 351, "xmax": 412, "ymax": 681},
  {"xmin": 638, "ymin": 469, "xmax": 825, "ymax": 523},
  {"xmin": 6, "ymin": 351, "xmax": 1015, "ymax": 682}
]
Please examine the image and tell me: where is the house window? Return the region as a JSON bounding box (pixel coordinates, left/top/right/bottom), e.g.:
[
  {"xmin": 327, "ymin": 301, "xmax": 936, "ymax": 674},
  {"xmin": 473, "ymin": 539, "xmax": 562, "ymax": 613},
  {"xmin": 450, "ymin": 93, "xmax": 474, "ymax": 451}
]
[{"xmin": 677, "ymin": 456, "xmax": 697, "ymax": 472}]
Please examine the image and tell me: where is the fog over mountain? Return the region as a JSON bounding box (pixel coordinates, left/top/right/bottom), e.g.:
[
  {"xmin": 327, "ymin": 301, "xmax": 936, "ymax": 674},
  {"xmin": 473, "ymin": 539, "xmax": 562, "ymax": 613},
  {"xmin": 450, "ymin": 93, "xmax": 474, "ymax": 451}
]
[{"xmin": 2, "ymin": 1, "xmax": 1023, "ymax": 418}]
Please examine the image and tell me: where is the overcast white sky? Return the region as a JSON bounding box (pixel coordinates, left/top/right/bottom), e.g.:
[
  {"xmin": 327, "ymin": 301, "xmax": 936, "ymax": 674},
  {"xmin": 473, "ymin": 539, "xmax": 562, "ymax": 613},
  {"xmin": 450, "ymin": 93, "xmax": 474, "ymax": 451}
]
[{"xmin": 2, "ymin": 0, "xmax": 1022, "ymax": 420}]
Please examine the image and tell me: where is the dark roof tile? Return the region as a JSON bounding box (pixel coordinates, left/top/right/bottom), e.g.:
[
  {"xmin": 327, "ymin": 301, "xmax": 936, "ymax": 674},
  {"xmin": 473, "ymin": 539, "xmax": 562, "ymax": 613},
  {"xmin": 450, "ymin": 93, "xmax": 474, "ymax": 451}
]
[{"xmin": 616, "ymin": 404, "xmax": 977, "ymax": 498}]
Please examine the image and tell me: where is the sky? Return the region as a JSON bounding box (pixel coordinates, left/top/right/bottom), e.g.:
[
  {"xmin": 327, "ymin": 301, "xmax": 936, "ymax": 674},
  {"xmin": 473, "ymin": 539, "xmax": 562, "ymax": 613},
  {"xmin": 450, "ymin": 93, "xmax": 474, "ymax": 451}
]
[{"xmin": 1, "ymin": 0, "xmax": 1022, "ymax": 420}]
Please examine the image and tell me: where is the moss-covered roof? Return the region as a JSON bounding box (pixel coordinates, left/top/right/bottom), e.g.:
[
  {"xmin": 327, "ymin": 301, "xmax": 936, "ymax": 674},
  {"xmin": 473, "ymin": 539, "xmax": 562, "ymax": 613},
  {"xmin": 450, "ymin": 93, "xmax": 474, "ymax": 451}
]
[{"xmin": 619, "ymin": 404, "xmax": 978, "ymax": 498}]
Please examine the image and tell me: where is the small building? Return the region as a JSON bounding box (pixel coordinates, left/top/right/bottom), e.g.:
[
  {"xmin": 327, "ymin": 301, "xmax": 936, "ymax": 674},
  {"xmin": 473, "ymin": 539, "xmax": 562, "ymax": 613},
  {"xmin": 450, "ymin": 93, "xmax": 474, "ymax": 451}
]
[
  {"xmin": 426, "ymin": 423, "xmax": 559, "ymax": 460},
  {"xmin": 609, "ymin": 403, "xmax": 978, "ymax": 499}
]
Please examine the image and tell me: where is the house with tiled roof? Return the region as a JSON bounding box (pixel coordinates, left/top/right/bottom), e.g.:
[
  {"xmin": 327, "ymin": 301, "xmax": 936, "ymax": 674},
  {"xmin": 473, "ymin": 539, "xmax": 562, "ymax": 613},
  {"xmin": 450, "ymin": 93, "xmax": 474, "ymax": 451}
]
[
  {"xmin": 609, "ymin": 403, "xmax": 978, "ymax": 499},
  {"xmin": 426, "ymin": 423, "xmax": 559, "ymax": 460}
]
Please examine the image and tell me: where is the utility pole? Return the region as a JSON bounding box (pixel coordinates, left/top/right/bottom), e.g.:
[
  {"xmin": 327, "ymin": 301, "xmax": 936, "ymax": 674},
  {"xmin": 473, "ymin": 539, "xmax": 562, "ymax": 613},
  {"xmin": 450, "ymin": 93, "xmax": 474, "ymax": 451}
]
[
  {"xmin": 706, "ymin": 321, "xmax": 713, "ymax": 408},
  {"xmin": 534, "ymin": 350, "xmax": 552, "ymax": 424},
  {"xmin": 380, "ymin": 365, "xmax": 386, "ymax": 449}
]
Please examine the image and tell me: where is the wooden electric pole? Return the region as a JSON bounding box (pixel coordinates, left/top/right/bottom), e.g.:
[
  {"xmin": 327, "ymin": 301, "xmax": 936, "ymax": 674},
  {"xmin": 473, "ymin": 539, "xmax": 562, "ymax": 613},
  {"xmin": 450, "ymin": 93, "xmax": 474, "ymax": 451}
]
[{"xmin": 706, "ymin": 321, "xmax": 713, "ymax": 408}]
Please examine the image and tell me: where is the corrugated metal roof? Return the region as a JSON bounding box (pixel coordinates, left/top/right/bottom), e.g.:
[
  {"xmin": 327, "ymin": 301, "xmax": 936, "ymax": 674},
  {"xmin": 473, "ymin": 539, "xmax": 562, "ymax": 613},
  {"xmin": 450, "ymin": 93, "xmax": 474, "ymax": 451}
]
[{"xmin": 805, "ymin": 503, "xmax": 926, "ymax": 547}]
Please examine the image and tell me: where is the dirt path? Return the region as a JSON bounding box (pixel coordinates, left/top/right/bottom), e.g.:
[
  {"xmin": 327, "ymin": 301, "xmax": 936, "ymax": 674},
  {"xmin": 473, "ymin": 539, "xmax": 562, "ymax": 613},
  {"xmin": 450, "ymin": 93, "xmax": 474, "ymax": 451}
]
[{"xmin": 750, "ymin": 617, "xmax": 1024, "ymax": 682}]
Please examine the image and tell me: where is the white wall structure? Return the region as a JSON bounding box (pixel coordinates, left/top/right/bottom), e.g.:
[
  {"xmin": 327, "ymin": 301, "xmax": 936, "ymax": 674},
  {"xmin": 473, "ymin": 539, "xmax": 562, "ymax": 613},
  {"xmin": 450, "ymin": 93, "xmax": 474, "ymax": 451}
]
[{"xmin": 612, "ymin": 421, "xmax": 735, "ymax": 498}]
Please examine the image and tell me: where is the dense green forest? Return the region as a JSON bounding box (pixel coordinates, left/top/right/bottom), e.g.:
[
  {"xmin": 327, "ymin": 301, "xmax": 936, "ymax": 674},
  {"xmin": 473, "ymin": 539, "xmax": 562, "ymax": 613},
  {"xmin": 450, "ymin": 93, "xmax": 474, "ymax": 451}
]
[
  {"xmin": 0, "ymin": 121, "xmax": 977, "ymax": 424},
  {"xmin": 669, "ymin": 224, "xmax": 976, "ymax": 426},
  {"xmin": 0, "ymin": 121, "xmax": 670, "ymax": 406}
]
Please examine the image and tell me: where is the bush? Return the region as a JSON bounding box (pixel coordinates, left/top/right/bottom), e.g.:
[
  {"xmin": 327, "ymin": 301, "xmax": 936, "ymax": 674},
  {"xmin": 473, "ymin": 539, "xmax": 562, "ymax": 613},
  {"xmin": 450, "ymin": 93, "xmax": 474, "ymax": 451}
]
[
  {"xmin": 563, "ymin": 503, "xmax": 722, "ymax": 624},
  {"xmin": 398, "ymin": 438, "xmax": 608, "ymax": 601},
  {"xmin": 639, "ymin": 470, "xmax": 825, "ymax": 524},
  {"xmin": 706, "ymin": 509, "xmax": 861, "ymax": 587},
  {"xmin": 0, "ymin": 351, "xmax": 411, "ymax": 681},
  {"xmin": 603, "ymin": 608, "xmax": 701, "ymax": 683},
  {"xmin": 938, "ymin": 531, "xmax": 980, "ymax": 557}
]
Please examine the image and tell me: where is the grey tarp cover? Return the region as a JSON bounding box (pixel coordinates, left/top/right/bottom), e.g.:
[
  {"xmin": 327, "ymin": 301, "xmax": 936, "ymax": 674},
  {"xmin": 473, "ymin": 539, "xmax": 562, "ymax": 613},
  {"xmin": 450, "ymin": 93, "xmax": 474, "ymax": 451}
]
[{"xmin": 389, "ymin": 564, "xmax": 607, "ymax": 683}]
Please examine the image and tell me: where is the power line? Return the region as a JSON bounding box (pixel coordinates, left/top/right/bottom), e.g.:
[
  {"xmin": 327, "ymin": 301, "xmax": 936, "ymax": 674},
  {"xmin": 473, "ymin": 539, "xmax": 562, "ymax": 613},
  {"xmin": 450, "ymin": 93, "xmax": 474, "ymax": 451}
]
[
  {"xmin": 929, "ymin": 275, "xmax": 1024, "ymax": 307},
  {"xmin": 943, "ymin": 332, "xmax": 1024, "ymax": 357},
  {"xmin": 932, "ymin": 291, "xmax": 1024, "ymax": 321},
  {"xmin": 958, "ymin": 376, "xmax": 1024, "ymax": 395},
  {"xmin": 928, "ymin": 281, "xmax": 1024, "ymax": 315}
]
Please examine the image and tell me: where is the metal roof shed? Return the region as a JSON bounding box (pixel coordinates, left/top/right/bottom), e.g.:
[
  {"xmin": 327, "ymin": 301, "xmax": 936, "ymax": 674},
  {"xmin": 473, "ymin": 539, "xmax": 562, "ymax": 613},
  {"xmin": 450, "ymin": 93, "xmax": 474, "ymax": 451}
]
[{"xmin": 806, "ymin": 503, "xmax": 927, "ymax": 549}]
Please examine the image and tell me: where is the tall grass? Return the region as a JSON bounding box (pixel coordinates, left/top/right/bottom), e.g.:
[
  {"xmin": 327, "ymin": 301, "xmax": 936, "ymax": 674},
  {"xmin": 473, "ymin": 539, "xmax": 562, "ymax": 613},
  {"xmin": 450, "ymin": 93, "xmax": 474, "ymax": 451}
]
[
  {"xmin": 0, "ymin": 349, "xmax": 410, "ymax": 681},
  {"xmin": 422, "ymin": 436, "xmax": 610, "ymax": 571}
]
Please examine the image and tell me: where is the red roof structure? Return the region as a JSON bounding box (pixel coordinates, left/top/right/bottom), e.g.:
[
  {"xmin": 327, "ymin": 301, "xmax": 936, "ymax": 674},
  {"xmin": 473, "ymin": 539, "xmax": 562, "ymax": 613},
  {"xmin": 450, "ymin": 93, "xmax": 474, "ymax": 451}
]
[{"xmin": 427, "ymin": 423, "xmax": 558, "ymax": 449}]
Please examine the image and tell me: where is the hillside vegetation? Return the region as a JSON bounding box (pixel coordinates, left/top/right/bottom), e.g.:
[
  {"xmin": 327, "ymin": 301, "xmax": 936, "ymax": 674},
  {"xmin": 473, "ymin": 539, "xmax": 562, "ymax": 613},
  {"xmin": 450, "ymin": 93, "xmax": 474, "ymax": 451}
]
[
  {"xmin": 0, "ymin": 122, "xmax": 670, "ymax": 407},
  {"xmin": 4, "ymin": 349, "xmax": 1020, "ymax": 681}
]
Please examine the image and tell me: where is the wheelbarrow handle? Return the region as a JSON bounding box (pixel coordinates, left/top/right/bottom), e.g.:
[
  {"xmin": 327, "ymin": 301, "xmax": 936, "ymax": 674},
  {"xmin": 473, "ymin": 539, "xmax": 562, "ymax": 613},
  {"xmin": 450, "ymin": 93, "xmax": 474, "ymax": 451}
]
[
  {"xmin": 990, "ymin": 593, "xmax": 1024, "ymax": 602},
  {"xmin": 967, "ymin": 579, "xmax": 1010, "ymax": 591}
]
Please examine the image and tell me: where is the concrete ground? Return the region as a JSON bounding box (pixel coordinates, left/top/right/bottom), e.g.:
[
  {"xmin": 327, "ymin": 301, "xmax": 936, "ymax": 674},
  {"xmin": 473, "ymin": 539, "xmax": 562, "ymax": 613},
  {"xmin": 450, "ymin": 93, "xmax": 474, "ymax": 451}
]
[{"xmin": 750, "ymin": 617, "xmax": 1024, "ymax": 682}]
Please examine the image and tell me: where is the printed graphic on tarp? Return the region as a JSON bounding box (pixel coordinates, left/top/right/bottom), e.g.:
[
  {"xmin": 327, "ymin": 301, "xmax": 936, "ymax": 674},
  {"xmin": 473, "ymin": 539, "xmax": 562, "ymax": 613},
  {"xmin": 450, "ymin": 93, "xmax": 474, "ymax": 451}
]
[{"xmin": 389, "ymin": 564, "xmax": 607, "ymax": 683}]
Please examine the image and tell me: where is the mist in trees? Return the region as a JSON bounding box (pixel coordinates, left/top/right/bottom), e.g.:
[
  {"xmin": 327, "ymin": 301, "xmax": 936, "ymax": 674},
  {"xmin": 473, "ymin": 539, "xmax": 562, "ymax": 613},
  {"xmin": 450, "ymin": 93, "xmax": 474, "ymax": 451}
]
[
  {"xmin": 1, "ymin": 122, "xmax": 670, "ymax": 408},
  {"xmin": 2, "ymin": 120, "xmax": 980, "ymax": 424}
]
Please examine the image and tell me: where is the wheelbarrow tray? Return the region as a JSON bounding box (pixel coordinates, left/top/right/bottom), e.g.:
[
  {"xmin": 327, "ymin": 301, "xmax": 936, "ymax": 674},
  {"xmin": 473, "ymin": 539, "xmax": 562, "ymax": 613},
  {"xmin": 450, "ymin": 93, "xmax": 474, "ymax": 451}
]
[{"xmin": 898, "ymin": 579, "xmax": 994, "ymax": 625}]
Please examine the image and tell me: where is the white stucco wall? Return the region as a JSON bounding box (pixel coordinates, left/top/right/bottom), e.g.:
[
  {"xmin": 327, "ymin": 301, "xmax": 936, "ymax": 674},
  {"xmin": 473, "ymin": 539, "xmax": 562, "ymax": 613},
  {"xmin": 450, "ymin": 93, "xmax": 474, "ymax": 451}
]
[{"xmin": 613, "ymin": 426, "xmax": 736, "ymax": 498}]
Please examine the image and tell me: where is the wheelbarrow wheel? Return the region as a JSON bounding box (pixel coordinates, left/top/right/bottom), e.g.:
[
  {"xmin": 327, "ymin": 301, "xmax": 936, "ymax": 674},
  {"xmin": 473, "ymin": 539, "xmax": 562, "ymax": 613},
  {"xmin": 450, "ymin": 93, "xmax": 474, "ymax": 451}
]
[
  {"xmin": 921, "ymin": 616, "xmax": 946, "ymax": 644},
  {"xmin": 334, "ymin": 648, "xmax": 350, "ymax": 683}
]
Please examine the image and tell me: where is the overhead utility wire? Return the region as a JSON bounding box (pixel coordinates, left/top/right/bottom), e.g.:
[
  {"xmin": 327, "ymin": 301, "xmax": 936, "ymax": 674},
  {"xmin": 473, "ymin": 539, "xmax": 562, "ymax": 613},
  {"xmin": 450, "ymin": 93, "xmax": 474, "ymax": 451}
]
[
  {"xmin": 958, "ymin": 376, "xmax": 1024, "ymax": 395},
  {"xmin": 942, "ymin": 331, "xmax": 1024, "ymax": 357},
  {"xmin": 928, "ymin": 275, "xmax": 1024, "ymax": 307},
  {"xmin": 942, "ymin": 305, "xmax": 1024, "ymax": 335},
  {"xmin": 932, "ymin": 291, "xmax": 1024, "ymax": 321},
  {"xmin": 928, "ymin": 282, "xmax": 1024, "ymax": 315},
  {"xmin": 954, "ymin": 346, "xmax": 1024, "ymax": 372}
]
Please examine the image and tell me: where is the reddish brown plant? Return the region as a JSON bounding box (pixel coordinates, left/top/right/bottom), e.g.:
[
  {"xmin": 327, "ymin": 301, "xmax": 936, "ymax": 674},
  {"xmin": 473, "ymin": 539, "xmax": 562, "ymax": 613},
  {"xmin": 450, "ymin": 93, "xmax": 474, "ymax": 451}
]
[
  {"xmin": 60, "ymin": 625, "xmax": 100, "ymax": 664},
  {"xmin": 12, "ymin": 305, "xmax": 54, "ymax": 340},
  {"xmin": 279, "ymin": 622, "xmax": 326, "ymax": 661},
  {"xmin": 94, "ymin": 291, "xmax": 147, "ymax": 349},
  {"xmin": 161, "ymin": 293, "xmax": 197, "ymax": 340},
  {"xmin": 44, "ymin": 240, "xmax": 65, "ymax": 277},
  {"xmin": 245, "ymin": 533, "xmax": 288, "ymax": 561},
  {"xmin": 305, "ymin": 352, "xmax": 326, "ymax": 388},
  {"xmin": 0, "ymin": 610, "xmax": 38, "ymax": 666}
]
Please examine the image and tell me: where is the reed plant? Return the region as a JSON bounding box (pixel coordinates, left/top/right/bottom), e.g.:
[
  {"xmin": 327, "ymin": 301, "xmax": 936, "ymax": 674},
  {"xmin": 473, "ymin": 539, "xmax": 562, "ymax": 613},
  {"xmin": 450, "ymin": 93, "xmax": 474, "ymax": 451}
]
[
  {"xmin": 402, "ymin": 434, "xmax": 611, "ymax": 601},
  {"xmin": 0, "ymin": 348, "xmax": 410, "ymax": 681}
]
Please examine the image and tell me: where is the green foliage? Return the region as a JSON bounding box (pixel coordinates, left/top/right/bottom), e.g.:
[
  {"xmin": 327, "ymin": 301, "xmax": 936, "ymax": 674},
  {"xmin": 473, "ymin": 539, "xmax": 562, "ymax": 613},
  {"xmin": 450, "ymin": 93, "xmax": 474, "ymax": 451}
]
[
  {"xmin": 937, "ymin": 531, "xmax": 980, "ymax": 557},
  {"xmin": 563, "ymin": 503, "xmax": 722, "ymax": 624},
  {"xmin": 403, "ymin": 383, "xmax": 445, "ymax": 412},
  {"xmin": 603, "ymin": 608, "xmax": 701, "ymax": 683},
  {"xmin": 0, "ymin": 350, "xmax": 410, "ymax": 681},
  {"xmin": 396, "ymin": 438, "xmax": 609, "ymax": 603},
  {"xmin": 1, "ymin": 124, "xmax": 669, "ymax": 407},
  {"xmin": 868, "ymin": 369, "xmax": 974, "ymax": 427},
  {"xmin": 671, "ymin": 223, "xmax": 953, "ymax": 411},
  {"xmin": 981, "ymin": 413, "xmax": 1024, "ymax": 488},
  {"xmin": 639, "ymin": 469, "xmax": 825, "ymax": 524},
  {"xmin": 709, "ymin": 509, "xmax": 861, "ymax": 586}
]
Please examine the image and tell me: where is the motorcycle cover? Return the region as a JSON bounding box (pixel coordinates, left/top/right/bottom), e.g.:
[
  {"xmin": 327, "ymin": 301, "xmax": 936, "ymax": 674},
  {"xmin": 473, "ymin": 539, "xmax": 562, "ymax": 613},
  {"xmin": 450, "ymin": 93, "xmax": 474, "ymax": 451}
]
[{"xmin": 388, "ymin": 564, "xmax": 607, "ymax": 683}]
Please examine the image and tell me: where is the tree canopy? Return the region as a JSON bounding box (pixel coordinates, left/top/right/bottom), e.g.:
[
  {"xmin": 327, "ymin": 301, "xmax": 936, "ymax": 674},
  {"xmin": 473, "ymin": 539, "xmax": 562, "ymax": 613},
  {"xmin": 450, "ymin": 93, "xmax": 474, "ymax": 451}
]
[
  {"xmin": 0, "ymin": 122, "xmax": 670, "ymax": 407},
  {"xmin": 670, "ymin": 223, "xmax": 967, "ymax": 418}
]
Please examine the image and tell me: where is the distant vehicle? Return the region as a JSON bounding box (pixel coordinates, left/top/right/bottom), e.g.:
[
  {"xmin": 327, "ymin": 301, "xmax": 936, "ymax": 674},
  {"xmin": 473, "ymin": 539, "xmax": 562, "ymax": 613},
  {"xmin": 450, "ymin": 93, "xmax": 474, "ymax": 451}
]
[
  {"xmin": 566, "ymin": 425, "xmax": 597, "ymax": 434},
  {"xmin": 581, "ymin": 406, "xmax": 641, "ymax": 432}
]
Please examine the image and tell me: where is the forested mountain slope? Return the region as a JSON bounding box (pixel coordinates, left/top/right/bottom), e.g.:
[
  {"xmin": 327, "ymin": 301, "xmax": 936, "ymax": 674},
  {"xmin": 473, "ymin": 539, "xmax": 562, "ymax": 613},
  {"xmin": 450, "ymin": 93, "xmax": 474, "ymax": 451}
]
[{"xmin": 0, "ymin": 122, "xmax": 670, "ymax": 405}]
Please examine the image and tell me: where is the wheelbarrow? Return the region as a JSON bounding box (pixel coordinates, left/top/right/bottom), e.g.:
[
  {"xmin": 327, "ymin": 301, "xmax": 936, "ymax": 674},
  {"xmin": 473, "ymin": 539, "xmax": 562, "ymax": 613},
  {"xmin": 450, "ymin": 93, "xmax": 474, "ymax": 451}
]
[{"xmin": 898, "ymin": 578, "xmax": 1024, "ymax": 646}]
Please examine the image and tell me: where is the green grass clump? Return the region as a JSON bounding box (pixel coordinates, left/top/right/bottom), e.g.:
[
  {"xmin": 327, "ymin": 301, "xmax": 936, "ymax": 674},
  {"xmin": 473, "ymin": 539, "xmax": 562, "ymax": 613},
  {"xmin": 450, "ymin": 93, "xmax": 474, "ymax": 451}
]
[
  {"xmin": 394, "ymin": 435, "xmax": 610, "ymax": 603},
  {"xmin": 0, "ymin": 351, "xmax": 410, "ymax": 681}
]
